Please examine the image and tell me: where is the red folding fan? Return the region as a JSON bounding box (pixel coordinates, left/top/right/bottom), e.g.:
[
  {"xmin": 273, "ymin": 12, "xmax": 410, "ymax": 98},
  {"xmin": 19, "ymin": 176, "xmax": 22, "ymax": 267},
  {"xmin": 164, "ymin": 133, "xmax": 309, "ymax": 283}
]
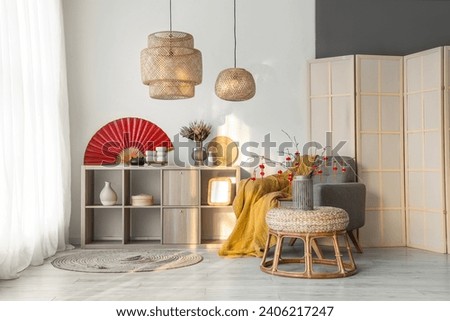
[{"xmin": 84, "ymin": 117, "xmax": 173, "ymax": 165}]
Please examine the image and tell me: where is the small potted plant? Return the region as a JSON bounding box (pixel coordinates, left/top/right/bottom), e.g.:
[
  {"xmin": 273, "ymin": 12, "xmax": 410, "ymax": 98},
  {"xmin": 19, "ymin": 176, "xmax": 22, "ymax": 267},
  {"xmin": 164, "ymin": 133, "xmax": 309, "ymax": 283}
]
[{"xmin": 180, "ymin": 120, "xmax": 212, "ymax": 165}]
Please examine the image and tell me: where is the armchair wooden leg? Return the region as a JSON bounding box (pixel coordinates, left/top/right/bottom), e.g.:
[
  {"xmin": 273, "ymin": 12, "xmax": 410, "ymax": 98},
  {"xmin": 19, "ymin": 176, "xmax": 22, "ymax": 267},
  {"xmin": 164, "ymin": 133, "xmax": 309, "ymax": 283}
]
[
  {"xmin": 311, "ymin": 239, "xmax": 324, "ymax": 259},
  {"xmin": 347, "ymin": 229, "xmax": 363, "ymax": 253}
]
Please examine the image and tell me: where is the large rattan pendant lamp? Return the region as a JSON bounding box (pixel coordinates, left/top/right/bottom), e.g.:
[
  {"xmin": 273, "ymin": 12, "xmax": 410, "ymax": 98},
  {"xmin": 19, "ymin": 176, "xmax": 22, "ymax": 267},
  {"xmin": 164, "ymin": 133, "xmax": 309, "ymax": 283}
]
[
  {"xmin": 215, "ymin": 0, "xmax": 255, "ymax": 101},
  {"xmin": 140, "ymin": 0, "xmax": 202, "ymax": 99}
]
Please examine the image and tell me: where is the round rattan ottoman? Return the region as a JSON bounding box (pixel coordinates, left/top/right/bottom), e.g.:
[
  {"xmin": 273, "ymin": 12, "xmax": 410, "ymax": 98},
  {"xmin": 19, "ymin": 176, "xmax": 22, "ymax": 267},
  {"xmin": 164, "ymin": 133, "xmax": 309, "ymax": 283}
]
[{"xmin": 260, "ymin": 206, "xmax": 357, "ymax": 279}]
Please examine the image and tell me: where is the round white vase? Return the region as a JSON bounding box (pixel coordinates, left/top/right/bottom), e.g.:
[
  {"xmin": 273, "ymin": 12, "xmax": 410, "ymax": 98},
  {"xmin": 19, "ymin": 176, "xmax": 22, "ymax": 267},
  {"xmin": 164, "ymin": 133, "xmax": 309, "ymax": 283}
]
[{"xmin": 100, "ymin": 181, "xmax": 117, "ymax": 206}]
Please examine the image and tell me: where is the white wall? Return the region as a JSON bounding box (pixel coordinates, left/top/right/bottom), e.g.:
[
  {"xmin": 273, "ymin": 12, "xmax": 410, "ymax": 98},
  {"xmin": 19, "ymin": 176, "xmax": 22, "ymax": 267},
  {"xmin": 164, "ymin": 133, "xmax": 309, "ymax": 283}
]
[{"xmin": 63, "ymin": 0, "xmax": 315, "ymax": 244}]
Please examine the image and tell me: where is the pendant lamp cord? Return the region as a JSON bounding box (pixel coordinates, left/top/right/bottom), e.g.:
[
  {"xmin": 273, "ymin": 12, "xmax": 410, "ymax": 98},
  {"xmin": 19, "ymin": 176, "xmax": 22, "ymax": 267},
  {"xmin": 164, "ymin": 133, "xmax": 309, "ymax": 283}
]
[
  {"xmin": 169, "ymin": 0, "xmax": 173, "ymax": 33},
  {"xmin": 233, "ymin": 0, "xmax": 237, "ymax": 68}
]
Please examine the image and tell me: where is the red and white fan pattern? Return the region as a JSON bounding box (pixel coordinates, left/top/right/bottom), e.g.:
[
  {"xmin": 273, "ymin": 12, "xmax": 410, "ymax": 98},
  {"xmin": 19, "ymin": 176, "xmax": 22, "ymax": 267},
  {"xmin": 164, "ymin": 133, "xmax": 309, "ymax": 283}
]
[{"xmin": 84, "ymin": 117, "xmax": 173, "ymax": 165}]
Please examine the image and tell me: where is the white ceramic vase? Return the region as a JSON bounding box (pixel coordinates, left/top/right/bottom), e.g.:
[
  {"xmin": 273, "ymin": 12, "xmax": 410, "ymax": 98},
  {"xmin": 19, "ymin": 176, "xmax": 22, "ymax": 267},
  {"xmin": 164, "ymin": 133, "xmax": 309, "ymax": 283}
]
[{"xmin": 100, "ymin": 181, "xmax": 117, "ymax": 206}]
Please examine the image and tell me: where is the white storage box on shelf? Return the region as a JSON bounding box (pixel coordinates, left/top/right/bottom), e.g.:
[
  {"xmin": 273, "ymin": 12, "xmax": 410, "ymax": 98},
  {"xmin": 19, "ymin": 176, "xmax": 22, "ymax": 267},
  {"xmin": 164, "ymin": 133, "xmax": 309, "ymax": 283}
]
[{"xmin": 131, "ymin": 194, "xmax": 153, "ymax": 206}]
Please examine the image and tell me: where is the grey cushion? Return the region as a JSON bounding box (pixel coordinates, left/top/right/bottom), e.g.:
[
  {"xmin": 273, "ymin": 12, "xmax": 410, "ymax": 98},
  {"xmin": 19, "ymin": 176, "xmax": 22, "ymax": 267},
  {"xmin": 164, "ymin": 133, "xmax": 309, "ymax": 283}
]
[
  {"xmin": 281, "ymin": 156, "xmax": 365, "ymax": 233},
  {"xmin": 310, "ymin": 156, "xmax": 365, "ymax": 232},
  {"xmin": 313, "ymin": 182, "xmax": 366, "ymax": 231}
]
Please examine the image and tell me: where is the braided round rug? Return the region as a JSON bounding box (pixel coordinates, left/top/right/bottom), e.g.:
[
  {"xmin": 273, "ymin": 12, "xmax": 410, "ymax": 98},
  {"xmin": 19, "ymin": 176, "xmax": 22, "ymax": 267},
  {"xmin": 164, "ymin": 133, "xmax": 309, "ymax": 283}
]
[{"xmin": 51, "ymin": 249, "xmax": 203, "ymax": 273}]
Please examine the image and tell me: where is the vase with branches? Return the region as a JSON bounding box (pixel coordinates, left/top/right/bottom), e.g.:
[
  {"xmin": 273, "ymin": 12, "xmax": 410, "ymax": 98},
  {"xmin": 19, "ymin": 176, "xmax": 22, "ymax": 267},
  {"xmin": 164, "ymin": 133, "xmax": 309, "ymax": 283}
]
[{"xmin": 180, "ymin": 120, "xmax": 212, "ymax": 165}]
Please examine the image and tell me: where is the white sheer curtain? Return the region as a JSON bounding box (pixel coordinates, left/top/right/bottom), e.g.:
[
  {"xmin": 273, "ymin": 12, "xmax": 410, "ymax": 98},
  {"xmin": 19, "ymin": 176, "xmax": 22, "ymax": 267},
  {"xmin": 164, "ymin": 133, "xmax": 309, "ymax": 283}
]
[{"xmin": 0, "ymin": 0, "xmax": 71, "ymax": 279}]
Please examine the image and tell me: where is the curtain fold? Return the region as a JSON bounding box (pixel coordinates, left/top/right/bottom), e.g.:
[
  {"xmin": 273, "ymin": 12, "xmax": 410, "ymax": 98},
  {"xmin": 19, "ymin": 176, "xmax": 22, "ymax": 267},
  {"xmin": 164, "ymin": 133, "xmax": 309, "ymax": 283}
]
[{"xmin": 0, "ymin": 0, "xmax": 71, "ymax": 279}]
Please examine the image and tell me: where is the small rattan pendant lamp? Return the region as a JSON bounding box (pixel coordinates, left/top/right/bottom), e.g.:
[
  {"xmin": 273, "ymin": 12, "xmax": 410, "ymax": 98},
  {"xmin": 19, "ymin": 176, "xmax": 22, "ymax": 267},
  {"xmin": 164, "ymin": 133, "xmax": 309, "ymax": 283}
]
[
  {"xmin": 215, "ymin": 0, "xmax": 255, "ymax": 101},
  {"xmin": 140, "ymin": 0, "xmax": 202, "ymax": 99}
]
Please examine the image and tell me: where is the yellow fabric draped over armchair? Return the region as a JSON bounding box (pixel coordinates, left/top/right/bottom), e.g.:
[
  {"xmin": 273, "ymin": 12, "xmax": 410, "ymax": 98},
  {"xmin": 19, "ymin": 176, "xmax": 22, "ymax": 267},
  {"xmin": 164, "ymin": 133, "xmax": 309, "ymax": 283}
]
[
  {"xmin": 219, "ymin": 155, "xmax": 313, "ymax": 257},
  {"xmin": 218, "ymin": 174, "xmax": 290, "ymax": 257}
]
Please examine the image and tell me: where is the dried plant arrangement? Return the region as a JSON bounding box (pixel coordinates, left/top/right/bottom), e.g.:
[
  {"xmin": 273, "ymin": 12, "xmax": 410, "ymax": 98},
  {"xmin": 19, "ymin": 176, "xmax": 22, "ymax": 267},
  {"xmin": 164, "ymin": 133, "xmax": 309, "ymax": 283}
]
[{"xmin": 180, "ymin": 120, "xmax": 212, "ymax": 142}]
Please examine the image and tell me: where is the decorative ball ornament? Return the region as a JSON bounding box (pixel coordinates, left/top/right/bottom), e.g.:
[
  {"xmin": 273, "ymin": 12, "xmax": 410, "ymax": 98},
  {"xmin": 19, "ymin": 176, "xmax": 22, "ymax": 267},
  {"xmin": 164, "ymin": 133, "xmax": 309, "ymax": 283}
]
[
  {"xmin": 288, "ymin": 172, "xmax": 293, "ymax": 184},
  {"xmin": 215, "ymin": 68, "xmax": 256, "ymax": 101}
]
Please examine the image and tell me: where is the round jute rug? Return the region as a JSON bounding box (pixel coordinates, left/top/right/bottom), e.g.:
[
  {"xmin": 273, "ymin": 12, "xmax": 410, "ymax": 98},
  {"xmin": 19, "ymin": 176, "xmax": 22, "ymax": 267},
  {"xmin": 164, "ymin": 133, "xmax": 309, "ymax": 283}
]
[{"xmin": 51, "ymin": 249, "xmax": 203, "ymax": 273}]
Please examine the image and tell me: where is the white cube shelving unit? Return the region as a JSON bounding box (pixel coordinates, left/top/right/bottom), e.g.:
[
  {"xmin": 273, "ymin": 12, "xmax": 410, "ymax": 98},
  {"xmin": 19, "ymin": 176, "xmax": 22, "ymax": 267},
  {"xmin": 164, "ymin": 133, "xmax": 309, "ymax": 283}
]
[{"xmin": 81, "ymin": 165, "xmax": 240, "ymax": 248}]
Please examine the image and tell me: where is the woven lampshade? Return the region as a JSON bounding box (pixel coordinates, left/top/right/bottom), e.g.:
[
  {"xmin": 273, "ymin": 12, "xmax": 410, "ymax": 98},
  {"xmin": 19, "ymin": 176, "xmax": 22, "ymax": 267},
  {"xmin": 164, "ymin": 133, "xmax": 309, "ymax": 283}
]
[
  {"xmin": 140, "ymin": 46, "xmax": 202, "ymax": 85},
  {"xmin": 140, "ymin": 31, "xmax": 203, "ymax": 100},
  {"xmin": 148, "ymin": 31, "xmax": 194, "ymax": 48},
  {"xmin": 148, "ymin": 80, "xmax": 194, "ymax": 100},
  {"xmin": 215, "ymin": 68, "xmax": 256, "ymax": 101},
  {"xmin": 214, "ymin": 0, "xmax": 256, "ymax": 102}
]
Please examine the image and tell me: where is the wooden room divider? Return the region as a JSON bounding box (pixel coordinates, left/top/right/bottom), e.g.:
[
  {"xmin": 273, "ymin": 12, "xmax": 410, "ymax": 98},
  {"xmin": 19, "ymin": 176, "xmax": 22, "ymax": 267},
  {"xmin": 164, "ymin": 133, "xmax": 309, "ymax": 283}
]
[{"xmin": 308, "ymin": 46, "xmax": 450, "ymax": 253}]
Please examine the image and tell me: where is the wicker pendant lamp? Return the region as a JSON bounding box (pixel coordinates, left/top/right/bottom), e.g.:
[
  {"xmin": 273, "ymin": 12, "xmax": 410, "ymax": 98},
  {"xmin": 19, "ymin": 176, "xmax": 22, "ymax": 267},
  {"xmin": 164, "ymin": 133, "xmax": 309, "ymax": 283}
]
[
  {"xmin": 215, "ymin": 0, "xmax": 255, "ymax": 101},
  {"xmin": 140, "ymin": 0, "xmax": 202, "ymax": 100}
]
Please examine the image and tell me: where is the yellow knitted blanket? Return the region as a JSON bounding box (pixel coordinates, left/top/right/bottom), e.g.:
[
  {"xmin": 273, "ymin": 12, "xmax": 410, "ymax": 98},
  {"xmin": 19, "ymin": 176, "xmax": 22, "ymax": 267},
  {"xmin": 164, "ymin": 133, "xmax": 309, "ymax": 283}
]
[
  {"xmin": 218, "ymin": 174, "xmax": 290, "ymax": 257},
  {"xmin": 219, "ymin": 155, "xmax": 314, "ymax": 257}
]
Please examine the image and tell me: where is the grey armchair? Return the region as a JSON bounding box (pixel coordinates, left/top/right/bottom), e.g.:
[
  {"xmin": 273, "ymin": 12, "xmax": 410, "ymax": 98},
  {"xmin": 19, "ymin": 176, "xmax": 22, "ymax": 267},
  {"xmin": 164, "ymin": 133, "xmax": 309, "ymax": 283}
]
[{"xmin": 312, "ymin": 156, "xmax": 365, "ymax": 253}]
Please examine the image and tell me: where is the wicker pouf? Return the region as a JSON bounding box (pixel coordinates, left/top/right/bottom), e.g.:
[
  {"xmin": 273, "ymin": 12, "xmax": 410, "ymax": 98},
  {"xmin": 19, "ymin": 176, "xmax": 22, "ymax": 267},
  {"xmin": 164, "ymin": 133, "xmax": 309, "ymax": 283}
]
[{"xmin": 260, "ymin": 206, "xmax": 357, "ymax": 279}]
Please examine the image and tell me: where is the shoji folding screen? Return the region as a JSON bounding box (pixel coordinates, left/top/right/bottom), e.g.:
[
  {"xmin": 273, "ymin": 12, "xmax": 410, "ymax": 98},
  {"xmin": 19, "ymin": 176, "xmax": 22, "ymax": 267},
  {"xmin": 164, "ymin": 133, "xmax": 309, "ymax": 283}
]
[
  {"xmin": 308, "ymin": 56, "xmax": 355, "ymax": 157},
  {"xmin": 309, "ymin": 47, "xmax": 450, "ymax": 253},
  {"xmin": 356, "ymin": 56, "xmax": 405, "ymax": 247},
  {"xmin": 404, "ymin": 47, "xmax": 446, "ymax": 253},
  {"xmin": 446, "ymin": 47, "xmax": 450, "ymax": 252},
  {"xmin": 308, "ymin": 55, "xmax": 405, "ymax": 248}
]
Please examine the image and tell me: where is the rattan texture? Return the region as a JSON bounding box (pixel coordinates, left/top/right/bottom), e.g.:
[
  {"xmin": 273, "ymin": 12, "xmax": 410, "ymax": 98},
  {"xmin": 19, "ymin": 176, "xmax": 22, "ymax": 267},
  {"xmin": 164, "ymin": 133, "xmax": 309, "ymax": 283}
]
[
  {"xmin": 147, "ymin": 80, "xmax": 195, "ymax": 100},
  {"xmin": 140, "ymin": 47, "xmax": 202, "ymax": 85},
  {"xmin": 148, "ymin": 31, "xmax": 194, "ymax": 48},
  {"xmin": 215, "ymin": 68, "xmax": 256, "ymax": 101},
  {"xmin": 140, "ymin": 31, "xmax": 202, "ymax": 99},
  {"xmin": 266, "ymin": 206, "xmax": 349, "ymax": 233},
  {"xmin": 51, "ymin": 249, "xmax": 203, "ymax": 273}
]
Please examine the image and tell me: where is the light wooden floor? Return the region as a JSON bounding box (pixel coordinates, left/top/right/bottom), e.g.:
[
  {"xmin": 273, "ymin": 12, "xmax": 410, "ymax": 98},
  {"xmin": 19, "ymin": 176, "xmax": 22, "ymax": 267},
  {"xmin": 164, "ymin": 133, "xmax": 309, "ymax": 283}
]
[{"xmin": 1, "ymin": 245, "xmax": 449, "ymax": 301}]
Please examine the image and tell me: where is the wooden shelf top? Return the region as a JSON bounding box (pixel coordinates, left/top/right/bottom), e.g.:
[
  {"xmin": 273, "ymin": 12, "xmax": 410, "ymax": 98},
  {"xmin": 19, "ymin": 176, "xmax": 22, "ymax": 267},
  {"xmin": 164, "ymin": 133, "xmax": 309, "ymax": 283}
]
[
  {"xmin": 83, "ymin": 164, "xmax": 240, "ymax": 170},
  {"xmin": 85, "ymin": 205, "xmax": 123, "ymax": 209}
]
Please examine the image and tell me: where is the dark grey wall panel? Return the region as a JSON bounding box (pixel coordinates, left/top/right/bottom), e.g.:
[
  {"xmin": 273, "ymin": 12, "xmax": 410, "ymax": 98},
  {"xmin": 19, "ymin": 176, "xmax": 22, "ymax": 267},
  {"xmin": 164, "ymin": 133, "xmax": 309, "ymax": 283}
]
[{"xmin": 316, "ymin": 0, "xmax": 450, "ymax": 58}]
